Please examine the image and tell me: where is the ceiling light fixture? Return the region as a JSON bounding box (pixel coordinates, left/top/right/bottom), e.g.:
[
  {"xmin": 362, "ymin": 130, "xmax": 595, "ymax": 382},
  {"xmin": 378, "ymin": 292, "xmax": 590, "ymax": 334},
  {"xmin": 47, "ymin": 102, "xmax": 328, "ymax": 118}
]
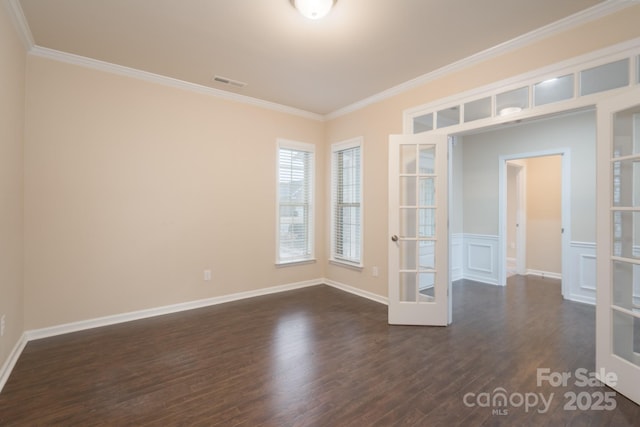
[
  {"xmin": 291, "ymin": 0, "xmax": 336, "ymax": 20},
  {"xmin": 499, "ymin": 106, "xmax": 523, "ymax": 116}
]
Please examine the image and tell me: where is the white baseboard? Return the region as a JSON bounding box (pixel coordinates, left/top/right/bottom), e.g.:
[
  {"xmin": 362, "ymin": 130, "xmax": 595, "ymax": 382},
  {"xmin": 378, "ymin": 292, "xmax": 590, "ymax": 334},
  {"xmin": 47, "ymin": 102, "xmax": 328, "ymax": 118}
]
[
  {"xmin": 1, "ymin": 278, "xmax": 389, "ymax": 394},
  {"xmin": 463, "ymin": 274, "xmax": 500, "ymax": 286},
  {"xmin": 324, "ymin": 279, "xmax": 388, "ymax": 305},
  {"xmin": 526, "ymin": 269, "xmax": 562, "ymax": 280},
  {"xmin": 26, "ymin": 279, "xmax": 324, "ymax": 341},
  {"xmin": 0, "ymin": 333, "xmax": 28, "ymax": 393}
]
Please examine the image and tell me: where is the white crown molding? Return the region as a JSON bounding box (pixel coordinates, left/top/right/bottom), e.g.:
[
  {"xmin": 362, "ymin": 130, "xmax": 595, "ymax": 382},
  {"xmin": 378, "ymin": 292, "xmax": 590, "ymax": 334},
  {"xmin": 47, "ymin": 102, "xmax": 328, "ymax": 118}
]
[
  {"xmin": 5, "ymin": 0, "xmax": 324, "ymax": 120},
  {"xmin": 5, "ymin": 0, "xmax": 636, "ymax": 122},
  {"xmin": 3, "ymin": 0, "xmax": 34, "ymax": 50},
  {"xmin": 325, "ymin": 0, "xmax": 637, "ymax": 120},
  {"xmin": 28, "ymin": 46, "xmax": 325, "ymax": 122}
]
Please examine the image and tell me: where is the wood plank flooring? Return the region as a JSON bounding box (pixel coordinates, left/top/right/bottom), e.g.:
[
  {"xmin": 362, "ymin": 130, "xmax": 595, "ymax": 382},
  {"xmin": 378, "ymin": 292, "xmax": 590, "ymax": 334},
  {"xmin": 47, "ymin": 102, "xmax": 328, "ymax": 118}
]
[{"xmin": 1, "ymin": 276, "xmax": 639, "ymax": 426}]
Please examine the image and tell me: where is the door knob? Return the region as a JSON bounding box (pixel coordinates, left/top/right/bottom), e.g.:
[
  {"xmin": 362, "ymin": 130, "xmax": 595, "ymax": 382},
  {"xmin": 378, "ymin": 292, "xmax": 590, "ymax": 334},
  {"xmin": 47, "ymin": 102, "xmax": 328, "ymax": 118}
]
[{"xmin": 391, "ymin": 235, "xmax": 399, "ymax": 242}]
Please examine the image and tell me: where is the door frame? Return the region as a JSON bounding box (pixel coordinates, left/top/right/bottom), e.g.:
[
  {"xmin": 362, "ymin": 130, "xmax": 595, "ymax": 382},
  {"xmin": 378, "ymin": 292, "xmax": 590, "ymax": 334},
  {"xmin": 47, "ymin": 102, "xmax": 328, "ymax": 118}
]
[
  {"xmin": 498, "ymin": 149, "xmax": 571, "ymax": 291},
  {"xmin": 506, "ymin": 160, "xmax": 527, "ymax": 276}
]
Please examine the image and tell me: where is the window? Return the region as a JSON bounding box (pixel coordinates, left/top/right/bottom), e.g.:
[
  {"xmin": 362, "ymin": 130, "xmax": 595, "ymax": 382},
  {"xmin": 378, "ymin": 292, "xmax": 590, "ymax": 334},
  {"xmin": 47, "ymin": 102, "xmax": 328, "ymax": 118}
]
[
  {"xmin": 436, "ymin": 106, "xmax": 460, "ymax": 128},
  {"xmin": 464, "ymin": 97, "xmax": 492, "ymax": 123},
  {"xmin": 277, "ymin": 139, "xmax": 314, "ymax": 264},
  {"xmin": 534, "ymin": 74, "xmax": 574, "ymax": 106},
  {"xmin": 496, "ymin": 86, "xmax": 529, "ymax": 116},
  {"xmin": 331, "ymin": 138, "xmax": 363, "ymax": 266},
  {"xmin": 580, "ymin": 58, "xmax": 629, "ymax": 96},
  {"xmin": 413, "ymin": 113, "xmax": 434, "ymax": 134}
]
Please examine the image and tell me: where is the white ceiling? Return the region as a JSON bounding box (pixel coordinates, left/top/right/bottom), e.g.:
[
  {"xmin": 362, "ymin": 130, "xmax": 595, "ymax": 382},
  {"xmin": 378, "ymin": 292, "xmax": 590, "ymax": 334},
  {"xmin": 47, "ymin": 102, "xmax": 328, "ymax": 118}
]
[{"xmin": 17, "ymin": 0, "xmax": 608, "ymax": 116}]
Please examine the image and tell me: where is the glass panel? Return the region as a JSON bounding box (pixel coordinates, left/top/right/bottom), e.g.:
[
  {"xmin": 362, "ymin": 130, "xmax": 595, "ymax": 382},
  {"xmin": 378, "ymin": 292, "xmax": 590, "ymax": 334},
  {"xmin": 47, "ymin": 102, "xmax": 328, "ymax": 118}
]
[
  {"xmin": 419, "ymin": 145, "xmax": 435, "ymax": 174},
  {"xmin": 419, "ymin": 240, "xmax": 435, "ymax": 269},
  {"xmin": 419, "ymin": 273, "xmax": 436, "ymax": 302},
  {"xmin": 437, "ymin": 106, "xmax": 460, "ymax": 128},
  {"xmin": 418, "ymin": 208, "xmax": 435, "ymax": 238},
  {"xmin": 400, "ymin": 272, "xmax": 417, "ymax": 302},
  {"xmin": 612, "ymin": 261, "xmax": 640, "ymax": 312},
  {"xmin": 413, "ymin": 113, "xmax": 434, "ymax": 134},
  {"xmin": 612, "ymin": 107, "xmax": 640, "ymax": 157},
  {"xmin": 400, "ymin": 176, "xmax": 417, "ymax": 206},
  {"xmin": 496, "ymin": 87, "xmax": 528, "ymax": 116},
  {"xmin": 580, "ymin": 59, "xmax": 629, "ymax": 96},
  {"xmin": 612, "ymin": 211, "xmax": 640, "ymax": 259},
  {"xmin": 400, "ymin": 145, "xmax": 416, "ymax": 174},
  {"xmin": 400, "ymin": 240, "xmax": 417, "ymax": 270},
  {"xmin": 464, "ymin": 97, "xmax": 492, "ymax": 122},
  {"xmin": 400, "ymin": 208, "xmax": 417, "ymax": 238},
  {"xmin": 419, "ymin": 178, "xmax": 435, "ymax": 206},
  {"xmin": 534, "ymin": 74, "xmax": 574, "ymax": 106},
  {"xmin": 611, "ymin": 159, "xmax": 640, "ymax": 207},
  {"xmin": 612, "ymin": 309, "xmax": 640, "ymax": 367}
]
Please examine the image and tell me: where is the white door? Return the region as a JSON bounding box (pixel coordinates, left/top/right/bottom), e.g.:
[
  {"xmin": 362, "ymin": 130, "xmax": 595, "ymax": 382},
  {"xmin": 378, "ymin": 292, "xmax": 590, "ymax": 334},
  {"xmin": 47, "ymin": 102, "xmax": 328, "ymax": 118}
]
[
  {"xmin": 596, "ymin": 86, "xmax": 640, "ymax": 405},
  {"xmin": 388, "ymin": 133, "xmax": 449, "ymax": 325}
]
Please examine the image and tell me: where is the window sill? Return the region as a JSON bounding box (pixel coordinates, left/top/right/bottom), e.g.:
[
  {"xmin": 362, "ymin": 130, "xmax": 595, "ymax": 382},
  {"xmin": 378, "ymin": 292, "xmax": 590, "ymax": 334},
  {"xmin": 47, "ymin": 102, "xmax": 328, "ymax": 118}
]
[
  {"xmin": 329, "ymin": 259, "xmax": 364, "ymax": 271},
  {"xmin": 275, "ymin": 259, "xmax": 317, "ymax": 268}
]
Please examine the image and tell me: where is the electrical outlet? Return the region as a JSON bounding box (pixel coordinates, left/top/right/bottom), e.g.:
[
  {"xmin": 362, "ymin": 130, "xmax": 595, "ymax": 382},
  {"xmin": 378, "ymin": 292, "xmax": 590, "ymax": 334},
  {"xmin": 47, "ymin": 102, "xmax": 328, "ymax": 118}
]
[
  {"xmin": 204, "ymin": 270, "xmax": 212, "ymax": 281},
  {"xmin": 0, "ymin": 314, "xmax": 5, "ymax": 337},
  {"xmin": 372, "ymin": 266, "xmax": 379, "ymax": 277}
]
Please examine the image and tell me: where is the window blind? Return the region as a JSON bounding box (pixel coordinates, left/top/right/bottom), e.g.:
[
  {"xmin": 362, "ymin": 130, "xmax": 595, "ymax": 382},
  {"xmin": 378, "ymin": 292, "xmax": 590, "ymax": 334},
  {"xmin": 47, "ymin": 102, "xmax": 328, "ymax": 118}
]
[
  {"xmin": 277, "ymin": 142, "xmax": 314, "ymax": 263},
  {"xmin": 332, "ymin": 142, "xmax": 362, "ymax": 265}
]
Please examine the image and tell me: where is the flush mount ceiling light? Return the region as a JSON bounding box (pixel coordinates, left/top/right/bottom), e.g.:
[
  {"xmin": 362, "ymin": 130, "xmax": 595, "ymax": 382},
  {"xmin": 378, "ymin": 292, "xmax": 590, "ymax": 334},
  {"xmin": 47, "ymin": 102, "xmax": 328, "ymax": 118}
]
[
  {"xmin": 499, "ymin": 106, "xmax": 523, "ymax": 116},
  {"xmin": 291, "ymin": 0, "xmax": 336, "ymax": 20}
]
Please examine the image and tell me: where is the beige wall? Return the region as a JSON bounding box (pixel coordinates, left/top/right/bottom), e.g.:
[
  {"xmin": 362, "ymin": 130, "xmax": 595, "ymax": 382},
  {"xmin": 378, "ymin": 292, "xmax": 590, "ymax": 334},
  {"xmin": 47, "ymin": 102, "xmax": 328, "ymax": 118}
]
[
  {"xmin": 526, "ymin": 156, "xmax": 562, "ymax": 274},
  {"xmin": 10, "ymin": 4, "xmax": 640, "ymax": 332},
  {"xmin": 324, "ymin": 6, "xmax": 640, "ymax": 297},
  {"xmin": 0, "ymin": 4, "xmax": 26, "ymax": 370},
  {"xmin": 23, "ymin": 56, "xmax": 325, "ymax": 329}
]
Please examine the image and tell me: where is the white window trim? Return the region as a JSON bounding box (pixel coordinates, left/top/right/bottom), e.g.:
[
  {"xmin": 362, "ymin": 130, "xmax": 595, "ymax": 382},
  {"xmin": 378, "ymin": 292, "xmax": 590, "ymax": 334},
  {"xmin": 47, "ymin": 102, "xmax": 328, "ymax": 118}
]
[
  {"xmin": 276, "ymin": 138, "xmax": 316, "ymax": 266},
  {"xmin": 330, "ymin": 137, "xmax": 364, "ymax": 268}
]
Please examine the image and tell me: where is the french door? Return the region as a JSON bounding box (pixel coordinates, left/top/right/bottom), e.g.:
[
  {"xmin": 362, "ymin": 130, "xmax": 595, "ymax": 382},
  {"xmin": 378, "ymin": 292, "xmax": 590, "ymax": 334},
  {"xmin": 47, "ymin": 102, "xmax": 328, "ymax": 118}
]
[
  {"xmin": 596, "ymin": 86, "xmax": 640, "ymax": 405},
  {"xmin": 388, "ymin": 133, "xmax": 449, "ymax": 326}
]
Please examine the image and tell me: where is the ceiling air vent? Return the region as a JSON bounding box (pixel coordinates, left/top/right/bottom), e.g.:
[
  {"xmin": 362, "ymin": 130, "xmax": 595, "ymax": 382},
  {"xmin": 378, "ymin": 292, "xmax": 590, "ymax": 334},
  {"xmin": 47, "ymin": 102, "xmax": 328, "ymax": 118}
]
[{"xmin": 212, "ymin": 75, "xmax": 247, "ymax": 88}]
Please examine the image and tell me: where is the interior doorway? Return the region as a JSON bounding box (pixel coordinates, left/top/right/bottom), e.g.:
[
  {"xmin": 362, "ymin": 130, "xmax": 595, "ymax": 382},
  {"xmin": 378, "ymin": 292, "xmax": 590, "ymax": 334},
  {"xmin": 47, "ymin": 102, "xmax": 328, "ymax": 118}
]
[
  {"xmin": 449, "ymin": 109, "xmax": 595, "ymax": 302},
  {"xmin": 506, "ymin": 160, "xmax": 526, "ymax": 277},
  {"xmin": 505, "ymin": 155, "xmax": 564, "ymax": 283}
]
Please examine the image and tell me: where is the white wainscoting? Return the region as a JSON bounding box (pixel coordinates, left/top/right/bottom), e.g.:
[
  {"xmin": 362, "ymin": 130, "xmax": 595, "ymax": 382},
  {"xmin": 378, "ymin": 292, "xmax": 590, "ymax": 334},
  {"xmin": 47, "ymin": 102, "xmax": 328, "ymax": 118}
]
[
  {"xmin": 451, "ymin": 234, "xmax": 464, "ymax": 282},
  {"xmin": 461, "ymin": 234, "xmax": 500, "ymax": 286},
  {"xmin": 451, "ymin": 236, "xmax": 598, "ymax": 305},
  {"xmin": 566, "ymin": 241, "xmax": 596, "ymax": 305}
]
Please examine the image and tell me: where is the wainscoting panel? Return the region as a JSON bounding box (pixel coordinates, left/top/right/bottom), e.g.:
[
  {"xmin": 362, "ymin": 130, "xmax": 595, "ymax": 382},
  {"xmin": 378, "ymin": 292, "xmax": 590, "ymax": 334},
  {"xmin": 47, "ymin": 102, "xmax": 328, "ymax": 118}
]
[
  {"xmin": 566, "ymin": 241, "xmax": 596, "ymax": 305},
  {"xmin": 462, "ymin": 234, "xmax": 499, "ymax": 286},
  {"xmin": 451, "ymin": 234, "xmax": 463, "ymax": 282},
  {"xmin": 451, "ymin": 236, "xmax": 599, "ymax": 304}
]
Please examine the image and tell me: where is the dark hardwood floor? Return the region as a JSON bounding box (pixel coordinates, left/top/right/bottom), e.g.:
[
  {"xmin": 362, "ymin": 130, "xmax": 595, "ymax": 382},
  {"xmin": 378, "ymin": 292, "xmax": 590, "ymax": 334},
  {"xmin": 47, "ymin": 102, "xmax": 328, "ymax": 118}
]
[{"xmin": 1, "ymin": 276, "xmax": 638, "ymax": 426}]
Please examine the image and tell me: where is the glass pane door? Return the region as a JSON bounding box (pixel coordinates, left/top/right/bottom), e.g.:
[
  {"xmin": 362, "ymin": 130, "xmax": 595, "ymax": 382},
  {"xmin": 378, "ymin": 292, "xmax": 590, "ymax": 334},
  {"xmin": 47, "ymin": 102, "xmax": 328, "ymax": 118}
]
[
  {"xmin": 389, "ymin": 133, "xmax": 449, "ymax": 326},
  {"xmin": 596, "ymin": 87, "xmax": 640, "ymax": 405}
]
